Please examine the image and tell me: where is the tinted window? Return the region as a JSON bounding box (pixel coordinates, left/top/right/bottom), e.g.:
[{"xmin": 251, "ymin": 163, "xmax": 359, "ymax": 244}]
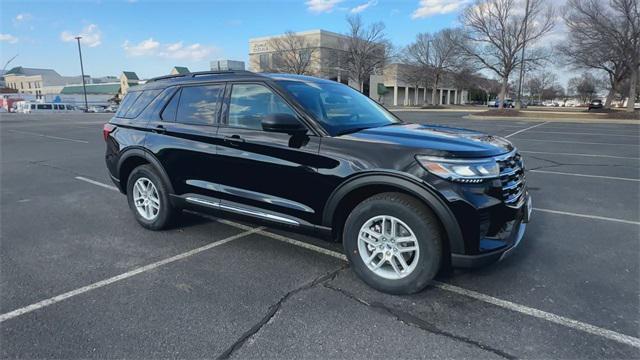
[
  {"xmin": 30, "ymin": 104, "xmax": 36, "ymax": 109},
  {"xmin": 116, "ymin": 91, "xmax": 142, "ymax": 117},
  {"xmin": 176, "ymin": 85, "xmax": 224, "ymax": 125},
  {"xmin": 276, "ymin": 80, "xmax": 399, "ymax": 136},
  {"xmin": 161, "ymin": 89, "xmax": 180, "ymax": 122},
  {"xmin": 37, "ymin": 104, "xmax": 53, "ymax": 110},
  {"xmin": 124, "ymin": 89, "xmax": 162, "ymax": 118},
  {"xmin": 66, "ymin": 105, "xmax": 73, "ymax": 110},
  {"xmin": 228, "ymin": 84, "xmax": 296, "ymax": 130}
]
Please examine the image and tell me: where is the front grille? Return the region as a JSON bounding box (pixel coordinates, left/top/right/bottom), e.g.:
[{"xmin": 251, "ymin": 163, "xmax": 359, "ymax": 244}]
[{"xmin": 496, "ymin": 152, "xmax": 525, "ymax": 205}]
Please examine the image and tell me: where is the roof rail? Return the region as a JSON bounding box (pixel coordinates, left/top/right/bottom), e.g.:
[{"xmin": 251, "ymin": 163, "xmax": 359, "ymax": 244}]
[{"xmin": 146, "ymin": 70, "xmax": 253, "ymax": 83}]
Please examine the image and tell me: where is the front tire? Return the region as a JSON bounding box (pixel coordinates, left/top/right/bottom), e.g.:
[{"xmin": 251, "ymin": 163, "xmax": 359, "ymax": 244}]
[
  {"xmin": 343, "ymin": 192, "xmax": 443, "ymax": 294},
  {"xmin": 126, "ymin": 164, "xmax": 177, "ymax": 230}
]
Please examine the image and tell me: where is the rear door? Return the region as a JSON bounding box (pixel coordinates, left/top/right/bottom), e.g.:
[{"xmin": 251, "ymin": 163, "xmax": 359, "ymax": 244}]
[
  {"xmin": 145, "ymin": 83, "xmax": 226, "ymax": 197},
  {"xmin": 214, "ymin": 82, "xmax": 323, "ymax": 224}
]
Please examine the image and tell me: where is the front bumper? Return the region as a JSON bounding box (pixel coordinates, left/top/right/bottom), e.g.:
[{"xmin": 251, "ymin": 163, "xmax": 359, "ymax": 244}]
[{"xmin": 451, "ymin": 195, "xmax": 531, "ymax": 268}]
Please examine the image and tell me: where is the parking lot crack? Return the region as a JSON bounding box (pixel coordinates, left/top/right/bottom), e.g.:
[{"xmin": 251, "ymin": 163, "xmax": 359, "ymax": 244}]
[
  {"xmin": 216, "ymin": 265, "xmax": 348, "ymax": 360},
  {"xmin": 323, "ymin": 283, "xmax": 518, "ymax": 360}
]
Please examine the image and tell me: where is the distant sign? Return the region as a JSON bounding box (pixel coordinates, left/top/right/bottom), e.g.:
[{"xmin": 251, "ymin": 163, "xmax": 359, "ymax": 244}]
[{"xmin": 251, "ymin": 42, "xmax": 269, "ymax": 53}]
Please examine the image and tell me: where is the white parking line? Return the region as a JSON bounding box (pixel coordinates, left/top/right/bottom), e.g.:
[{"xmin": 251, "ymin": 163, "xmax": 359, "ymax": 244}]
[
  {"xmin": 514, "ymin": 138, "xmax": 639, "ymax": 146},
  {"xmin": 218, "ymin": 219, "xmax": 640, "ymax": 348},
  {"xmin": 520, "ymin": 151, "xmax": 640, "ymax": 160},
  {"xmin": 7, "ymin": 129, "xmax": 89, "ymax": 144},
  {"xmin": 504, "ymin": 122, "xmax": 549, "ymax": 138},
  {"xmin": 0, "ymin": 226, "xmax": 263, "ymax": 323},
  {"xmin": 529, "ymin": 170, "xmax": 640, "ymax": 182},
  {"xmin": 526, "ymin": 130, "xmax": 640, "ymax": 138},
  {"xmin": 533, "ymin": 208, "xmax": 640, "ymax": 225},
  {"xmin": 75, "ymin": 176, "xmax": 119, "ymax": 191},
  {"xmin": 26, "ymin": 176, "xmax": 640, "ymax": 349}
]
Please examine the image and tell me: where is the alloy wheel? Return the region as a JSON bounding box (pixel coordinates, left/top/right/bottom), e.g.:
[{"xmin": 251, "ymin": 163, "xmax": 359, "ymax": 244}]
[{"xmin": 357, "ymin": 215, "xmax": 420, "ymax": 280}]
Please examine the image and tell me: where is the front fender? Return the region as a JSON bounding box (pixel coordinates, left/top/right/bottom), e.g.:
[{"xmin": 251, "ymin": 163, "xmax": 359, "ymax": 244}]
[{"xmin": 322, "ymin": 171, "xmax": 465, "ymax": 254}]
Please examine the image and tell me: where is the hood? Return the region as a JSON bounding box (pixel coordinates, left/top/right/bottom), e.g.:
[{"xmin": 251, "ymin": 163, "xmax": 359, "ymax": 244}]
[{"xmin": 344, "ymin": 123, "xmax": 513, "ymax": 158}]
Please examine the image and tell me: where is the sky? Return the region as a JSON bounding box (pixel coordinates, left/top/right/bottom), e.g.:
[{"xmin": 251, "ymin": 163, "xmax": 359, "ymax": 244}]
[{"xmin": 0, "ymin": 0, "xmax": 570, "ymax": 84}]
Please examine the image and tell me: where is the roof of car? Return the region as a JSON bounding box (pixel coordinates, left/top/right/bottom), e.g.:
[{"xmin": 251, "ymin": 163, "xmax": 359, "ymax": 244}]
[{"xmin": 135, "ymin": 71, "xmax": 333, "ymax": 92}]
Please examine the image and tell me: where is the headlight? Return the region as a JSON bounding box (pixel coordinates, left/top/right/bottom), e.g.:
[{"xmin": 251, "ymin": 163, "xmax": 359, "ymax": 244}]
[{"xmin": 416, "ymin": 155, "xmax": 499, "ymax": 183}]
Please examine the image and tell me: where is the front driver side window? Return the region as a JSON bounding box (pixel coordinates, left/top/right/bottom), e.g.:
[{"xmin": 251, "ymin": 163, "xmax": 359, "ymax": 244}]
[{"xmin": 228, "ymin": 83, "xmax": 297, "ymax": 130}]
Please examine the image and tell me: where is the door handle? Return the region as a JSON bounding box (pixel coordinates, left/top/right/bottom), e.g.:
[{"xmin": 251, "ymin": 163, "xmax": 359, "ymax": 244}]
[
  {"xmin": 224, "ymin": 134, "xmax": 245, "ymax": 144},
  {"xmin": 152, "ymin": 125, "xmax": 166, "ymax": 134}
]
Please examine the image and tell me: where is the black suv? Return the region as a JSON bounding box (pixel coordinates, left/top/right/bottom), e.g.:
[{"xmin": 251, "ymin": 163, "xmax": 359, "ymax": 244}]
[{"xmin": 104, "ymin": 71, "xmax": 531, "ymax": 294}]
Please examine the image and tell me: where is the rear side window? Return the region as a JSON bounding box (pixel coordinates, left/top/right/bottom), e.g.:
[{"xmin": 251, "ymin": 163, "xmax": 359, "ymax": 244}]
[
  {"xmin": 176, "ymin": 85, "xmax": 224, "ymax": 125},
  {"xmin": 116, "ymin": 91, "xmax": 142, "ymax": 118},
  {"xmin": 124, "ymin": 89, "xmax": 162, "ymax": 118}
]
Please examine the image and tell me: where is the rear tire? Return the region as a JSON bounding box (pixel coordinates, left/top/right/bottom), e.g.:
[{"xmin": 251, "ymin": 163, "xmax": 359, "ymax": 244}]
[
  {"xmin": 126, "ymin": 164, "xmax": 177, "ymax": 230},
  {"xmin": 343, "ymin": 192, "xmax": 442, "ymax": 294}
]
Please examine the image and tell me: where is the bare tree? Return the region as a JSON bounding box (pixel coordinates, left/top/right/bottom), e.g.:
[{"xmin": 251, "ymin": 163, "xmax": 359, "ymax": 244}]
[
  {"xmin": 457, "ymin": 0, "xmax": 555, "ymax": 107},
  {"xmin": 568, "ymin": 72, "xmax": 600, "ymax": 103},
  {"xmin": 266, "ymin": 31, "xmax": 319, "ymax": 75},
  {"xmin": 525, "ymin": 71, "xmax": 558, "ymax": 102},
  {"xmin": 561, "ymin": 0, "xmax": 639, "ymax": 111},
  {"xmin": 343, "ymin": 15, "xmax": 391, "ymax": 92},
  {"xmin": 404, "ymin": 30, "xmax": 464, "ymax": 105}
]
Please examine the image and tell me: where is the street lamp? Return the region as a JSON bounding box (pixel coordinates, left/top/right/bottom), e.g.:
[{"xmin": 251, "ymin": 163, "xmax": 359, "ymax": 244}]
[{"xmin": 74, "ymin": 36, "xmax": 89, "ymax": 112}]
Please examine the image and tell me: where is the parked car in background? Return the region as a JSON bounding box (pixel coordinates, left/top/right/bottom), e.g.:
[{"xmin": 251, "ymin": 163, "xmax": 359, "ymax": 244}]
[
  {"xmin": 105, "ymin": 105, "xmax": 119, "ymax": 113},
  {"xmin": 488, "ymin": 98, "xmax": 514, "ymax": 108},
  {"xmin": 103, "ymin": 71, "xmax": 531, "ymax": 295},
  {"xmin": 588, "ymin": 99, "xmax": 603, "ymax": 111},
  {"xmin": 88, "ymin": 105, "xmax": 108, "ymax": 113},
  {"xmin": 13, "ymin": 102, "xmax": 77, "ymax": 114}
]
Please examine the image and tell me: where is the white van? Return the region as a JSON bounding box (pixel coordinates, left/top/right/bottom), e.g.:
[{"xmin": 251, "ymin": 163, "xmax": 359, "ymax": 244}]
[{"xmin": 14, "ymin": 102, "xmax": 77, "ymax": 114}]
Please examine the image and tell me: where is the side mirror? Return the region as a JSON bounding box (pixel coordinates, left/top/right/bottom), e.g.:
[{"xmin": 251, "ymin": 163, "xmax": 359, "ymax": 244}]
[{"xmin": 262, "ymin": 113, "xmax": 307, "ymax": 135}]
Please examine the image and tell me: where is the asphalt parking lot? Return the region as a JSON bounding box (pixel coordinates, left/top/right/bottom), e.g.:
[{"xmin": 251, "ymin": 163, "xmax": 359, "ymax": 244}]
[{"xmin": 1, "ymin": 111, "xmax": 638, "ymax": 359}]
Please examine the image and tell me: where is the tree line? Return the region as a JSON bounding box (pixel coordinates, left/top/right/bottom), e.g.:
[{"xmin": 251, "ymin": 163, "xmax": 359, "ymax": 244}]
[{"xmin": 265, "ymin": 0, "xmax": 639, "ymax": 112}]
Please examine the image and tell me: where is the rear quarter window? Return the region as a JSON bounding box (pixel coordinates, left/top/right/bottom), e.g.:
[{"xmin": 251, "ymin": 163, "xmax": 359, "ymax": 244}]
[
  {"xmin": 124, "ymin": 89, "xmax": 163, "ymax": 118},
  {"xmin": 116, "ymin": 91, "xmax": 142, "ymax": 118}
]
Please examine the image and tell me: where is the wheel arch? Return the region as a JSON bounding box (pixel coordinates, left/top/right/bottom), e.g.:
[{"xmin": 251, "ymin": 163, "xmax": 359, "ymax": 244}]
[
  {"xmin": 323, "ymin": 172, "xmax": 464, "ymax": 255},
  {"xmin": 117, "ymin": 148, "xmax": 175, "ymax": 195}
]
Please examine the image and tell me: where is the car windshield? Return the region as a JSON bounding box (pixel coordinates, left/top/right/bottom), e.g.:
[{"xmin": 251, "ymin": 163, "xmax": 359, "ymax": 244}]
[{"xmin": 276, "ymin": 80, "xmax": 401, "ymax": 136}]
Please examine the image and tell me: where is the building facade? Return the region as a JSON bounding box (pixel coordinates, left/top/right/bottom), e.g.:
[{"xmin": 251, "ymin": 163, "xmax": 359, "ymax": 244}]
[
  {"xmin": 249, "ymin": 29, "xmax": 350, "ymax": 84},
  {"xmin": 3, "ymin": 67, "xmax": 88, "ymax": 99},
  {"xmin": 248, "ymin": 30, "xmax": 469, "ymax": 106},
  {"xmin": 210, "ymin": 60, "xmax": 245, "ymax": 71},
  {"xmin": 370, "ymin": 64, "xmax": 468, "ymax": 106},
  {"xmin": 119, "ymin": 71, "xmax": 141, "ymax": 96}
]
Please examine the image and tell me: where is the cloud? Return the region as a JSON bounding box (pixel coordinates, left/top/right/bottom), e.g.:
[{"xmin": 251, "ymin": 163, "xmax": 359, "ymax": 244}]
[
  {"xmin": 350, "ymin": 0, "xmax": 377, "ymax": 13},
  {"xmin": 15, "ymin": 13, "xmax": 32, "ymax": 22},
  {"xmin": 60, "ymin": 24, "xmax": 102, "ymax": 47},
  {"xmin": 0, "ymin": 33, "xmax": 18, "ymax": 44},
  {"xmin": 123, "ymin": 38, "xmax": 217, "ymax": 61},
  {"xmin": 411, "ymin": 0, "xmax": 468, "ymax": 19},
  {"xmin": 306, "ymin": 0, "xmax": 344, "ymax": 13}
]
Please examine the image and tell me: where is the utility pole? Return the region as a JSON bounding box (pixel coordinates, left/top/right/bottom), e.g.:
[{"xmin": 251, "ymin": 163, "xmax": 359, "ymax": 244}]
[
  {"xmin": 75, "ymin": 36, "xmax": 89, "ymax": 112},
  {"xmin": 516, "ymin": 0, "xmax": 531, "ymax": 110}
]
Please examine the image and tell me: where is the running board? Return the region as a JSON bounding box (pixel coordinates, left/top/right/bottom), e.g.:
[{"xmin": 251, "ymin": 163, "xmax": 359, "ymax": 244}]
[{"xmin": 185, "ymin": 197, "xmax": 300, "ymax": 226}]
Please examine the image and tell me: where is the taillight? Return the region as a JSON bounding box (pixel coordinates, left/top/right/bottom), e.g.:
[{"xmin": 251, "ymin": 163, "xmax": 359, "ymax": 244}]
[{"xmin": 103, "ymin": 123, "xmax": 116, "ymax": 141}]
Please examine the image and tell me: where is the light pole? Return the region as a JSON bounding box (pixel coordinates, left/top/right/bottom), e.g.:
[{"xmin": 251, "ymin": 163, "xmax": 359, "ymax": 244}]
[
  {"xmin": 75, "ymin": 36, "xmax": 89, "ymax": 112},
  {"xmin": 516, "ymin": 0, "xmax": 531, "ymax": 110}
]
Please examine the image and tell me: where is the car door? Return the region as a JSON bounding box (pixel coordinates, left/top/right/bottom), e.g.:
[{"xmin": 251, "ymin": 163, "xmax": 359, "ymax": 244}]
[
  {"xmin": 145, "ymin": 83, "xmax": 225, "ymax": 197},
  {"xmin": 215, "ymin": 82, "xmax": 324, "ymax": 225}
]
